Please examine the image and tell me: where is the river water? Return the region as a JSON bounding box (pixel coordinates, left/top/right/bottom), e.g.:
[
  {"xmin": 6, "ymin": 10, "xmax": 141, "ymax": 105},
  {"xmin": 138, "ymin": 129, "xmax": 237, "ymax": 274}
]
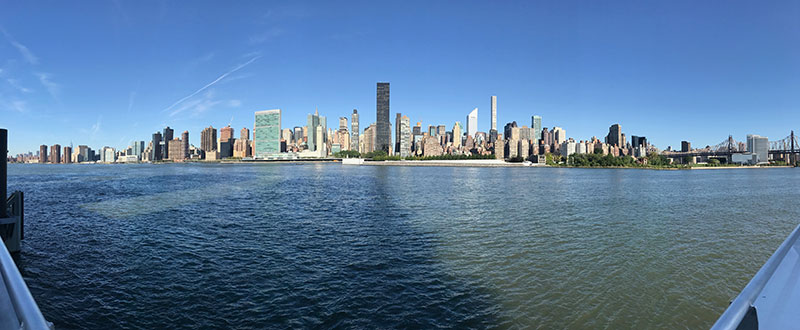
[{"xmin": 7, "ymin": 163, "xmax": 799, "ymax": 329}]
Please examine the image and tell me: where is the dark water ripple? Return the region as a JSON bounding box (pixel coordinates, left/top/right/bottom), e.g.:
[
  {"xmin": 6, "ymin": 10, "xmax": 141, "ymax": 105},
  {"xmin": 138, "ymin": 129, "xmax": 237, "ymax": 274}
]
[{"xmin": 7, "ymin": 164, "xmax": 800, "ymax": 329}]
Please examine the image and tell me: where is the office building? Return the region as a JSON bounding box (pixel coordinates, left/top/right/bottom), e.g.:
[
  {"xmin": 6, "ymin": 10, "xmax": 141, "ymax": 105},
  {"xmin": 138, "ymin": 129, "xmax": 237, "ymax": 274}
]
[
  {"xmin": 453, "ymin": 122, "xmax": 463, "ymax": 148},
  {"xmin": 681, "ymin": 141, "xmax": 691, "ymax": 152},
  {"xmin": 49, "ymin": 144, "xmax": 61, "ymax": 164},
  {"xmin": 532, "ymin": 115, "xmax": 542, "ymax": 141},
  {"xmin": 162, "ymin": 126, "xmax": 173, "ymax": 159},
  {"xmin": 151, "ymin": 132, "xmax": 162, "ymax": 161},
  {"xmin": 101, "ymin": 146, "xmax": 116, "ymax": 163},
  {"xmin": 307, "ymin": 109, "xmax": 327, "ymax": 152},
  {"xmin": 467, "ymin": 107, "xmax": 478, "ymax": 138},
  {"xmin": 254, "ymin": 109, "xmax": 282, "ymax": 158},
  {"xmin": 131, "ymin": 141, "xmax": 145, "ymax": 158},
  {"xmin": 376, "ymin": 82, "xmax": 391, "ymax": 153},
  {"xmin": 747, "ymin": 134, "xmax": 769, "ymax": 163},
  {"xmin": 606, "ymin": 124, "xmax": 622, "ymax": 147},
  {"xmin": 631, "ymin": 136, "xmax": 647, "ymax": 148}
]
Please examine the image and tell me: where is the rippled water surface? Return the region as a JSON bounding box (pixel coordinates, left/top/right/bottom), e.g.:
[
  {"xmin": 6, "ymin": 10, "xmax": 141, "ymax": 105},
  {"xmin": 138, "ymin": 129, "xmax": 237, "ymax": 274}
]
[{"xmin": 7, "ymin": 163, "xmax": 800, "ymax": 329}]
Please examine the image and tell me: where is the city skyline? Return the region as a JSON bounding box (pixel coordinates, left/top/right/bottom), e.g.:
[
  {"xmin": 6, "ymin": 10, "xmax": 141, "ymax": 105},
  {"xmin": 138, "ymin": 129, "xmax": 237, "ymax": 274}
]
[{"xmin": 2, "ymin": 1, "xmax": 799, "ymax": 154}]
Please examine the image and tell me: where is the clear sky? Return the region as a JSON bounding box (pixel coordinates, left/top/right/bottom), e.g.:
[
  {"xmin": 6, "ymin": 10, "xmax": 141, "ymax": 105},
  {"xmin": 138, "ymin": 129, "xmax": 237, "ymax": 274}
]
[{"xmin": 1, "ymin": 0, "xmax": 798, "ymax": 155}]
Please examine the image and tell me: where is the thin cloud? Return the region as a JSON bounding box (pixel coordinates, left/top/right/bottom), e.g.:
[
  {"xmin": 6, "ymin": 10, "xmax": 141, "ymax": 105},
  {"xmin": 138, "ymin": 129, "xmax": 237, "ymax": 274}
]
[
  {"xmin": 1, "ymin": 28, "xmax": 38, "ymax": 65},
  {"xmin": 249, "ymin": 27, "xmax": 284, "ymax": 44},
  {"xmin": 2, "ymin": 99, "xmax": 28, "ymax": 113},
  {"xmin": 169, "ymin": 90, "xmax": 241, "ymax": 117},
  {"xmin": 35, "ymin": 72, "xmax": 60, "ymax": 100},
  {"xmin": 7, "ymin": 78, "xmax": 33, "ymax": 93},
  {"xmin": 161, "ymin": 55, "xmax": 260, "ymax": 114}
]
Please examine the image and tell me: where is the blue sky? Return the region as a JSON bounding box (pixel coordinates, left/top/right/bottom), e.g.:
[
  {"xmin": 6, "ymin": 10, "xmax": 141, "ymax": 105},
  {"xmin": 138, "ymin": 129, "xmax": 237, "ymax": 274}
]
[{"xmin": 1, "ymin": 0, "xmax": 798, "ymax": 155}]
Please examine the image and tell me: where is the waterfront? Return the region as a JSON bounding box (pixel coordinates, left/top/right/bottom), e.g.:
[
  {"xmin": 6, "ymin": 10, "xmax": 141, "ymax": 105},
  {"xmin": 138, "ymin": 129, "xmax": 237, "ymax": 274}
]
[{"xmin": 8, "ymin": 163, "xmax": 800, "ymax": 329}]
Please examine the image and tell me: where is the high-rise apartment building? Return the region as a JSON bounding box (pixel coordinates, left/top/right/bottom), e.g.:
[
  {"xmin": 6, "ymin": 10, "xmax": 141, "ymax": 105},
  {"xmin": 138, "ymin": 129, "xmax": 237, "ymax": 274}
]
[
  {"xmin": 532, "ymin": 115, "xmax": 542, "ymax": 141},
  {"xmin": 399, "ymin": 116, "xmax": 411, "ymax": 157},
  {"xmin": 63, "ymin": 146, "xmax": 72, "ymax": 164},
  {"xmin": 49, "ymin": 144, "xmax": 61, "ymax": 164},
  {"xmin": 453, "ymin": 122, "xmax": 463, "ymax": 148},
  {"xmin": 467, "ymin": 108, "xmax": 478, "ymax": 138},
  {"xmin": 168, "ymin": 138, "xmax": 183, "ymax": 161},
  {"xmin": 39, "ymin": 145, "xmax": 47, "ymax": 163},
  {"xmin": 254, "ymin": 109, "xmax": 281, "ymax": 158},
  {"xmin": 376, "ymin": 82, "xmax": 391, "ymax": 153},
  {"xmin": 350, "ymin": 110, "xmax": 359, "ymax": 152},
  {"xmin": 394, "ymin": 113, "xmax": 402, "ymax": 154},
  {"xmin": 201, "ymin": 126, "xmax": 217, "ymax": 154},
  {"xmin": 681, "ymin": 141, "xmax": 691, "ymax": 152},
  {"xmin": 552, "ymin": 127, "xmax": 566, "ymax": 146},
  {"xmin": 490, "ymin": 96, "xmax": 497, "ymax": 132},
  {"xmin": 181, "ymin": 131, "xmax": 189, "ymax": 160}
]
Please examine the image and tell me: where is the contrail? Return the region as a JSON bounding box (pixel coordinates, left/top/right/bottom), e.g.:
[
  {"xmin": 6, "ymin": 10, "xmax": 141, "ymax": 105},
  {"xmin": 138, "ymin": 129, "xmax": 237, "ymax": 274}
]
[{"xmin": 161, "ymin": 55, "xmax": 260, "ymax": 114}]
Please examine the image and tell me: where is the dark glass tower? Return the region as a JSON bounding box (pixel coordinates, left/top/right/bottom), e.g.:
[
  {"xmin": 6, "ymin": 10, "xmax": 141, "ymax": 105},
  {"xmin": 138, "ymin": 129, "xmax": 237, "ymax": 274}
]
[
  {"xmin": 162, "ymin": 126, "xmax": 174, "ymax": 159},
  {"xmin": 376, "ymin": 82, "xmax": 391, "ymax": 153},
  {"xmin": 151, "ymin": 132, "xmax": 162, "ymax": 161}
]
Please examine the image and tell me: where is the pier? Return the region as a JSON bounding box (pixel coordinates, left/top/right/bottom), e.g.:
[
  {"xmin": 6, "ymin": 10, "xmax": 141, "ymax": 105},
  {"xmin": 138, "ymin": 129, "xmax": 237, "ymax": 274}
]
[{"xmin": 0, "ymin": 128, "xmax": 51, "ymax": 330}]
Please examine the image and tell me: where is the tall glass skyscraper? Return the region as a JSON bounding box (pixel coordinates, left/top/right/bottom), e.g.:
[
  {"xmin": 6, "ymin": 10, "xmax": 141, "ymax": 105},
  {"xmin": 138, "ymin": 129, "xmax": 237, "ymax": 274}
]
[
  {"xmin": 532, "ymin": 115, "xmax": 542, "ymax": 141},
  {"xmin": 376, "ymin": 82, "xmax": 391, "ymax": 153},
  {"xmin": 307, "ymin": 109, "xmax": 326, "ymax": 151},
  {"xmin": 254, "ymin": 109, "xmax": 282, "ymax": 158},
  {"xmin": 466, "ymin": 108, "xmax": 478, "ymax": 137},
  {"xmin": 351, "ymin": 109, "xmax": 359, "ymax": 152}
]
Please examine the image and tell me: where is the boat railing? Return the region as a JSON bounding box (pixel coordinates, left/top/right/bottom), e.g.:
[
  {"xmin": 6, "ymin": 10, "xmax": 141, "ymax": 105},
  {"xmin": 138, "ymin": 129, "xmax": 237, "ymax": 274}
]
[{"xmin": 711, "ymin": 223, "xmax": 800, "ymax": 330}]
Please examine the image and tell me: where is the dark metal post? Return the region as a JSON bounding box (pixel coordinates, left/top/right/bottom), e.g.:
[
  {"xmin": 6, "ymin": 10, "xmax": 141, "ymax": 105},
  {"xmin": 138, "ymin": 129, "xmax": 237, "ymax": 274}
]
[{"xmin": 1, "ymin": 128, "xmax": 7, "ymax": 218}]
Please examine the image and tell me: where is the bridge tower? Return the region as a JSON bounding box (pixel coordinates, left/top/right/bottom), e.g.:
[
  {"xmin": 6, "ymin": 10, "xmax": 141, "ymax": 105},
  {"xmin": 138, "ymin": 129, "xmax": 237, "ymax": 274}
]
[
  {"xmin": 792, "ymin": 130, "xmax": 796, "ymax": 165},
  {"xmin": 727, "ymin": 135, "xmax": 734, "ymax": 163}
]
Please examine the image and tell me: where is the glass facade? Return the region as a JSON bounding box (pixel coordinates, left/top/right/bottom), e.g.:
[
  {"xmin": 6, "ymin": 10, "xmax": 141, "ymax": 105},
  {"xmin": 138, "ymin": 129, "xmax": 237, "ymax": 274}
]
[{"xmin": 254, "ymin": 109, "xmax": 281, "ymax": 158}]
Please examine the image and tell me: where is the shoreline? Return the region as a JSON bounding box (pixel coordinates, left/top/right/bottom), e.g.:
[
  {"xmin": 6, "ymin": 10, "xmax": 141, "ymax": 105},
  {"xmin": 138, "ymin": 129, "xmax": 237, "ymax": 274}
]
[{"xmin": 8, "ymin": 160, "xmax": 796, "ymax": 170}]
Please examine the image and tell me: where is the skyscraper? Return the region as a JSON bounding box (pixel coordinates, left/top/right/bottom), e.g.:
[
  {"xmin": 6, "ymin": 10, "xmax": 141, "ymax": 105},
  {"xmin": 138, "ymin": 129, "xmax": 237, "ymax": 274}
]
[
  {"xmin": 747, "ymin": 134, "xmax": 769, "ymax": 163},
  {"xmin": 201, "ymin": 126, "xmax": 217, "ymax": 154},
  {"xmin": 606, "ymin": 124, "xmax": 622, "ymax": 147},
  {"xmin": 351, "ymin": 110, "xmax": 359, "ymax": 152},
  {"xmin": 50, "ymin": 144, "xmax": 61, "ymax": 164},
  {"xmin": 490, "ymin": 96, "xmax": 497, "ymax": 132},
  {"xmin": 376, "ymin": 82, "xmax": 391, "ymax": 153},
  {"xmin": 531, "ymin": 115, "xmax": 542, "ymax": 141},
  {"xmin": 254, "ymin": 109, "xmax": 282, "ymax": 158},
  {"xmin": 453, "ymin": 122, "xmax": 463, "ymax": 148},
  {"xmin": 162, "ymin": 126, "xmax": 174, "ymax": 159},
  {"xmin": 181, "ymin": 131, "xmax": 189, "ymax": 160},
  {"xmin": 131, "ymin": 141, "xmax": 145, "ymax": 158},
  {"xmin": 631, "ymin": 136, "xmax": 647, "ymax": 148},
  {"xmin": 400, "ymin": 115, "xmax": 411, "ymax": 157},
  {"xmin": 466, "ymin": 108, "xmax": 478, "ymax": 138},
  {"xmin": 395, "ymin": 112, "xmax": 402, "ymax": 154},
  {"xmin": 151, "ymin": 132, "xmax": 162, "ymax": 161},
  {"xmin": 39, "ymin": 145, "xmax": 47, "ymax": 163},
  {"xmin": 307, "ymin": 109, "xmax": 327, "ymax": 151},
  {"xmin": 63, "ymin": 146, "xmax": 72, "ymax": 164}
]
